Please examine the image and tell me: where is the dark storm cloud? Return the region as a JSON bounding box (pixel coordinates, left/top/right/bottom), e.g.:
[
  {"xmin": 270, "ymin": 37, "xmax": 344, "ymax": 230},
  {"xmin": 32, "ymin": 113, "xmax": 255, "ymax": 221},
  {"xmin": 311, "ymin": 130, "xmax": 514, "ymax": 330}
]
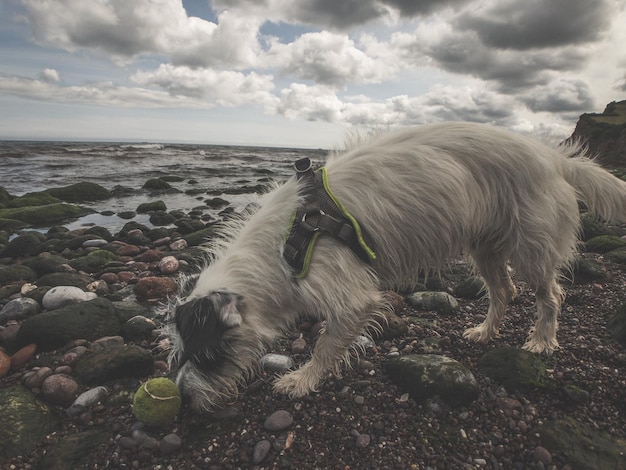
[
  {"xmin": 456, "ymin": 0, "xmax": 613, "ymax": 50},
  {"xmin": 380, "ymin": 0, "xmax": 470, "ymax": 17},
  {"xmin": 521, "ymin": 80, "xmax": 595, "ymax": 113},
  {"xmin": 416, "ymin": 31, "xmax": 588, "ymax": 92}
]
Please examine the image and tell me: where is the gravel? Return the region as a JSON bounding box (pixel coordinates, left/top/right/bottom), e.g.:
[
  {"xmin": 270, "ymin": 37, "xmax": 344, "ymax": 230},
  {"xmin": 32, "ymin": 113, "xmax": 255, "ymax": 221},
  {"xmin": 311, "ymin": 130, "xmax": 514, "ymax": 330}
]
[{"xmin": 3, "ymin": 253, "xmax": 626, "ymax": 469}]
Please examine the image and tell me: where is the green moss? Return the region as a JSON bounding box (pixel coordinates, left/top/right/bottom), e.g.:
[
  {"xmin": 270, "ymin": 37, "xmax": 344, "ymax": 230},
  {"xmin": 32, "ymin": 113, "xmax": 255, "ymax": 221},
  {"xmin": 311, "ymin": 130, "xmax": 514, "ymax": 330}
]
[
  {"xmin": 585, "ymin": 235, "xmax": 626, "ymax": 254},
  {"xmin": 0, "ymin": 204, "xmax": 94, "ymax": 227},
  {"xmin": 69, "ymin": 249, "xmax": 119, "ymax": 272},
  {"xmin": 132, "ymin": 378, "xmax": 181, "ymax": 427},
  {"xmin": 46, "ymin": 182, "xmax": 111, "ymax": 202},
  {"xmin": 6, "ymin": 191, "xmax": 61, "ymax": 208},
  {"xmin": 137, "ymin": 200, "xmax": 167, "ymax": 213}
]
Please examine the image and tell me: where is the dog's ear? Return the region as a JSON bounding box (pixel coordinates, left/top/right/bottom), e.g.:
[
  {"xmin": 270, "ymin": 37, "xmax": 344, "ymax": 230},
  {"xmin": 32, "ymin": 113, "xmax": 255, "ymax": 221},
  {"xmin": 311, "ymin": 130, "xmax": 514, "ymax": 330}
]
[
  {"xmin": 174, "ymin": 292, "xmax": 243, "ymax": 368},
  {"xmin": 210, "ymin": 291, "xmax": 243, "ymax": 328}
]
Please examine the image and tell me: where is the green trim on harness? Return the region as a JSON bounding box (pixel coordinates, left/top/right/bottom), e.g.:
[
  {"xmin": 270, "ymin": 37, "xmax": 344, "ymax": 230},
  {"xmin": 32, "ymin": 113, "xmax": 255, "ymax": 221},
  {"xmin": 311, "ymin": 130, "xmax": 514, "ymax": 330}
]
[
  {"xmin": 319, "ymin": 167, "xmax": 377, "ymax": 262},
  {"xmin": 283, "ymin": 158, "xmax": 376, "ymax": 279}
]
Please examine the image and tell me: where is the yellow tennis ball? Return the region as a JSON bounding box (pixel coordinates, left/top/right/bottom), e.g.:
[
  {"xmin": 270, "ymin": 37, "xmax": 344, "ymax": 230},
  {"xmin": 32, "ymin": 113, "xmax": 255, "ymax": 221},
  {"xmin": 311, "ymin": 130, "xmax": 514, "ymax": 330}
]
[{"xmin": 132, "ymin": 378, "xmax": 181, "ymax": 427}]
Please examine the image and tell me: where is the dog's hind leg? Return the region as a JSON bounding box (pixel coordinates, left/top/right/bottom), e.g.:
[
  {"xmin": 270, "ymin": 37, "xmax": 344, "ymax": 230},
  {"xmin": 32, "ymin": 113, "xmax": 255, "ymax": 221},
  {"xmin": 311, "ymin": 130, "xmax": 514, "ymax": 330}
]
[
  {"xmin": 523, "ymin": 278, "xmax": 563, "ymax": 354},
  {"xmin": 463, "ymin": 251, "xmax": 517, "ymax": 344}
]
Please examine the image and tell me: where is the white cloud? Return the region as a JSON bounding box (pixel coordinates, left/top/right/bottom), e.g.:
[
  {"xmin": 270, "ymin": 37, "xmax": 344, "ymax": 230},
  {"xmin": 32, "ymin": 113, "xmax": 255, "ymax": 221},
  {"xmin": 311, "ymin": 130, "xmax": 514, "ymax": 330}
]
[
  {"xmin": 39, "ymin": 68, "xmax": 60, "ymax": 83},
  {"xmin": 268, "ymin": 31, "xmax": 394, "ymax": 86},
  {"xmin": 131, "ymin": 64, "xmax": 277, "ymax": 107}
]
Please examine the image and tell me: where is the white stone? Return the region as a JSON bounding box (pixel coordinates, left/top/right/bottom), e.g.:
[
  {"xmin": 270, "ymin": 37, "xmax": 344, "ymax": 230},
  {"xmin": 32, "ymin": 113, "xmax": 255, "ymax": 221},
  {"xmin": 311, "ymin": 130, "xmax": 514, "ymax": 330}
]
[{"xmin": 42, "ymin": 286, "xmax": 97, "ymax": 311}]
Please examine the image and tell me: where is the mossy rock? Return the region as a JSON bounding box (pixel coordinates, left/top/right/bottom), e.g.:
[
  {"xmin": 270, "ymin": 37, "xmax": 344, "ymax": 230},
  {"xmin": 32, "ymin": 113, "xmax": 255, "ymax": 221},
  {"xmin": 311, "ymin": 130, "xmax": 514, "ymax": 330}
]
[
  {"xmin": 7, "ymin": 191, "xmax": 61, "ymax": 208},
  {"xmin": 84, "ymin": 226, "xmax": 114, "ymax": 241},
  {"xmin": 0, "ymin": 231, "xmax": 46, "ymax": 258},
  {"xmin": 69, "ymin": 249, "xmax": 119, "ymax": 273},
  {"xmin": 36, "ymin": 272, "xmax": 94, "ymax": 289},
  {"xmin": 37, "ymin": 429, "xmax": 108, "ymax": 469},
  {"xmin": 535, "ymin": 417, "xmax": 626, "ymax": 470},
  {"xmin": 453, "ymin": 277, "xmax": 485, "ymax": 299},
  {"xmin": 143, "ymin": 179, "xmax": 172, "ymax": 191},
  {"xmin": 183, "ymin": 226, "xmax": 216, "ymax": 246},
  {"xmin": 585, "ymin": 235, "xmax": 626, "ymax": 254},
  {"xmin": 137, "ymin": 200, "xmax": 167, "ymax": 213},
  {"xmin": 0, "ymin": 218, "xmax": 29, "ymax": 233},
  {"xmin": 478, "ymin": 347, "xmax": 550, "ymax": 391},
  {"xmin": 16, "ymin": 297, "xmax": 121, "ymax": 351},
  {"xmin": 0, "ymin": 203, "xmax": 94, "ymax": 227},
  {"xmin": 385, "ymin": 354, "xmax": 479, "ymax": 406},
  {"xmin": 406, "ymin": 291, "xmax": 459, "ymax": 315},
  {"xmin": 580, "ymin": 213, "xmax": 625, "ymax": 241},
  {"xmin": 0, "ymin": 385, "xmax": 61, "ymax": 458},
  {"xmin": 46, "ymin": 182, "xmax": 111, "ymax": 203},
  {"xmin": 23, "ymin": 254, "xmax": 69, "ymax": 277},
  {"xmin": 74, "ymin": 344, "xmax": 154, "ymax": 384},
  {"xmin": 603, "ymin": 247, "xmax": 626, "ymax": 264},
  {"xmin": 0, "ymin": 186, "xmax": 14, "ymax": 205},
  {"xmin": 572, "ymin": 258, "xmax": 609, "ymax": 284},
  {"xmin": 0, "ymin": 264, "xmax": 38, "ymax": 284}
]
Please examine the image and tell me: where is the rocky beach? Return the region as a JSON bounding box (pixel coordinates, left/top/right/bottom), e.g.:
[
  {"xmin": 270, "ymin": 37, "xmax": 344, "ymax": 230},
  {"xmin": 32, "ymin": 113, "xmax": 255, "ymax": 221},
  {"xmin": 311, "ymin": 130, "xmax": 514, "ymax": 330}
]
[{"xmin": 1, "ymin": 146, "xmax": 626, "ymax": 469}]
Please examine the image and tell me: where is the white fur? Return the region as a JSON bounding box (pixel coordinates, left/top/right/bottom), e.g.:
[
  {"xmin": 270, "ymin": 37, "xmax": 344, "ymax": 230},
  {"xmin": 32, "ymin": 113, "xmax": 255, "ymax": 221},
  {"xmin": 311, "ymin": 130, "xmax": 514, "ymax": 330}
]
[{"xmin": 167, "ymin": 122, "xmax": 626, "ymax": 411}]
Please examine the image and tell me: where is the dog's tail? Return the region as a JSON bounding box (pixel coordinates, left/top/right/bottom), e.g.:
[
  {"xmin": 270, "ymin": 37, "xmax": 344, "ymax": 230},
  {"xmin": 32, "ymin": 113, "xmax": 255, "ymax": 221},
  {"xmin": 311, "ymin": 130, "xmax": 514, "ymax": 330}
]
[{"xmin": 560, "ymin": 145, "xmax": 626, "ymax": 223}]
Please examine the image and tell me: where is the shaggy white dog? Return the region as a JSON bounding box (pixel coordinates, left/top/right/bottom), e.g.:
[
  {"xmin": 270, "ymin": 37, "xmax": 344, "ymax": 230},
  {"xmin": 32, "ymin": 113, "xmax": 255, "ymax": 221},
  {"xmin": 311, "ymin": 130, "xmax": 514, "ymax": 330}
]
[{"xmin": 165, "ymin": 122, "xmax": 626, "ymax": 411}]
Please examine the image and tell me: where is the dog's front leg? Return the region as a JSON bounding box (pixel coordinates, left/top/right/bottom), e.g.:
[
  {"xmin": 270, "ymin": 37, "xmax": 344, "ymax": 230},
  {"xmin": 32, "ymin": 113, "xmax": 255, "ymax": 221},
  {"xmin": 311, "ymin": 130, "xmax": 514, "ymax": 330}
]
[{"xmin": 273, "ymin": 314, "xmax": 371, "ymax": 398}]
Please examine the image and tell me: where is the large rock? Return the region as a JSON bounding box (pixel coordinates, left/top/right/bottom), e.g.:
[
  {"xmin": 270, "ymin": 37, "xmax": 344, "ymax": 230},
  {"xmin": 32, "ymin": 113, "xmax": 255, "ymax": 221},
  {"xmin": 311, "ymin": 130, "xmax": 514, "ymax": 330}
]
[
  {"xmin": 384, "ymin": 354, "xmax": 479, "ymax": 406},
  {"xmin": 585, "ymin": 235, "xmax": 626, "ymax": 254},
  {"xmin": 37, "ymin": 272, "xmax": 94, "ymax": 289},
  {"xmin": 0, "ymin": 385, "xmax": 60, "ymax": 459},
  {"xmin": 46, "ymin": 182, "xmax": 111, "ymax": 202},
  {"xmin": 16, "ymin": 297, "xmax": 122, "ymax": 351},
  {"xmin": 406, "ymin": 291, "xmax": 459, "ymax": 315},
  {"xmin": 74, "ymin": 344, "xmax": 154, "ymax": 384},
  {"xmin": 0, "ymin": 264, "xmax": 37, "ymax": 284},
  {"xmin": 0, "ymin": 297, "xmax": 41, "ymax": 323},
  {"xmin": 478, "ymin": 347, "xmax": 549, "ymax": 391},
  {"xmin": 134, "ymin": 276, "xmax": 177, "ymax": 301},
  {"xmin": 42, "ymin": 285, "xmax": 97, "ymax": 310},
  {"xmin": 0, "ymin": 203, "xmax": 94, "ymax": 226},
  {"xmin": 0, "ymin": 231, "xmax": 45, "ymax": 257},
  {"xmin": 572, "ymin": 257, "xmax": 609, "ymax": 284},
  {"xmin": 535, "ymin": 417, "xmax": 626, "ymax": 470},
  {"xmin": 68, "ymin": 249, "xmax": 118, "ymax": 273}
]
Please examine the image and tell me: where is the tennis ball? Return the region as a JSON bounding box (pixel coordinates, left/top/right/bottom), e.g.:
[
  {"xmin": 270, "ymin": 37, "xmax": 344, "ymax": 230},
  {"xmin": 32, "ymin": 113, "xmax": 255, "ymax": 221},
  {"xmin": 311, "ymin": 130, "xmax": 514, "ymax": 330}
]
[{"xmin": 132, "ymin": 378, "xmax": 181, "ymax": 427}]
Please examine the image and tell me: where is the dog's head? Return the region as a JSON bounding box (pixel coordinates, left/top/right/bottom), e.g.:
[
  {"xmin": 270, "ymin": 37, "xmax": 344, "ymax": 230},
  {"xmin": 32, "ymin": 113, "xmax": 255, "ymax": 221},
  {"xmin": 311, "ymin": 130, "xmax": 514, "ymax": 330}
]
[{"xmin": 166, "ymin": 290, "xmax": 250, "ymax": 411}]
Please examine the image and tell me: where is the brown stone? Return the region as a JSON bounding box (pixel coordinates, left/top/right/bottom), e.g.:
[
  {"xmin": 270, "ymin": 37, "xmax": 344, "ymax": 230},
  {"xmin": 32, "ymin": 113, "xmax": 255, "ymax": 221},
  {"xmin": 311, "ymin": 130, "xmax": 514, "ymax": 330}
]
[
  {"xmin": 133, "ymin": 277, "xmax": 177, "ymax": 301},
  {"xmin": 10, "ymin": 343, "xmax": 37, "ymax": 370}
]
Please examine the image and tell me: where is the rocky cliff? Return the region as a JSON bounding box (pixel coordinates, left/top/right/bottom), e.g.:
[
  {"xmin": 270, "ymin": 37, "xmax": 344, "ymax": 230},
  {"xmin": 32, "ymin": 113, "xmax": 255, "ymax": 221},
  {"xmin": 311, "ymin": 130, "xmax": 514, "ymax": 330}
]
[{"xmin": 569, "ymin": 100, "xmax": 626, "ymax": 168}]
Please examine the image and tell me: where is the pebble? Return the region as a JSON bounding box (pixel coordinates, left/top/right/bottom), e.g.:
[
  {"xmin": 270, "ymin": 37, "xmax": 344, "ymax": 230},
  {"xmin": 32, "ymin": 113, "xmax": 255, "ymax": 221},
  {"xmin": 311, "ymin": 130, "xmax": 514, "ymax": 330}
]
[
  {"xmin": 82, "ymin": 239, "xmax": 108, "ymax": 248},
  {"xmin": 355, "ymin": 335, "xmax": 375, "ymax": 349},
  {"xmin": 10, "ymin": 343, "xmax": 37, "ymax": 370},
  {"xmin": 116, "ymin": 244, "xmax": 142, "ymax": 256},
  {"xmin": 67, "ymin": 386, "xmax": 109, "ymax": 417},
  {"xmin": 291, "ymin": 336, "xmax": 307, "ymax": 354},
  {"xmin": 532, "ymin": 446, "xmax": 552, "ymax": 465},
  {"xmin": 260, "ymin": 354, "xmax": 294, "ymax": 373},
  {"xmin": 160, "ymin": 433, "xmax": 183, "ymax": 455},
  {"xmin": 0, "ymin": 351, "xmax": 11, "ymax": 378},
  {"xmin": 169, "ymin": 239, "xmax": 187, "ymax": 250},
  {"xmin": 263, "ymin": 410, "xmax": 293, "ymax": 431},
  {"xmin": 159, "ymin": 256, "xmax": 179, "ymax": 274},
  {"xmin": 42, "ymin": 286, "xmax": 97, "ymax": 310},
  {"xmin": 0, "ymin": 297, "xmax": 41, "ymax": 323},
  {"xmin": 133, "ymin": 276, "xmax": 178, "ymax": 301},
  {"xmin": 22, "ymin": 367, "xmax": 54, "ymax": 389},
  {"xmin": 252, "ymin": 439, "xmax": 271, "ymax": 464},
  {"xmin": 91, "ymin": 335, "xmax": 125, "ymax": 351},
  {"xmin": 355, "ymin": 433, "xmax": 371, "ymax": 448},
  {"xmin": 41, "ymin": 374, "xmax": 80, "ymax": 406}
]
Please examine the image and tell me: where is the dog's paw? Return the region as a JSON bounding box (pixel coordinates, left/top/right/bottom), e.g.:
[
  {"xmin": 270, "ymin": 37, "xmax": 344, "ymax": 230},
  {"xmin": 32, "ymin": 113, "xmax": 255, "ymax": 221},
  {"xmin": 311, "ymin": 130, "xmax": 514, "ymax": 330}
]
[
  {"xmin": 273, "ymin": 370, "xmax": 318, "ymax": 398},
  {"xmin": 522, "ymin": 338, "xmax": 558, "ymax": 355},
  {"xmin": 462, "ymin": 325, "xmax": 495, "ymax": 344}
]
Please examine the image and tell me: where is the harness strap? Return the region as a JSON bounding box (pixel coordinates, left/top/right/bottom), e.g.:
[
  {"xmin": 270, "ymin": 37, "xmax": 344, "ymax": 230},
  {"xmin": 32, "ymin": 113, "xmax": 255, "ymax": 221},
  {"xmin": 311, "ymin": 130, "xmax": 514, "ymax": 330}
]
[{"xmin": 284, "ymin": 157, "xmax": 376, "ymax": 278}]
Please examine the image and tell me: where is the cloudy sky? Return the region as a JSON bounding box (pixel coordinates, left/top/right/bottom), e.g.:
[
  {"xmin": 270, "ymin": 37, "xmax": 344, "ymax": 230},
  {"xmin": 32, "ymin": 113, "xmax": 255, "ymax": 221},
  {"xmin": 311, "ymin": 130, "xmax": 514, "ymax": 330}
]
[{"xmin": 1, "ymin": 0, "xmax": 625, "ymax": 148}]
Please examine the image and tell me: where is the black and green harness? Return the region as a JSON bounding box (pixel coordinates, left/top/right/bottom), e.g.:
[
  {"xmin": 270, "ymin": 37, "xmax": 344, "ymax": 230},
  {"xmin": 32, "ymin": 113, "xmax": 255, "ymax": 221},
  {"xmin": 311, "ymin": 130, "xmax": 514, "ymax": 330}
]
[{"xmin": 283, "ymin": 158, "xmax": 376, "ymax": 278}]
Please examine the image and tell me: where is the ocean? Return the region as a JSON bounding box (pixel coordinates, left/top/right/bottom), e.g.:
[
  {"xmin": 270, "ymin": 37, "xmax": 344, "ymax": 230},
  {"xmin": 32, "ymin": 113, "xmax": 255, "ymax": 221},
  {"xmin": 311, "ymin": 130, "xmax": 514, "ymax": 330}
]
[{"xmin": 0, "ymin": 141, "xmax": 326, "ymax": 233}]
